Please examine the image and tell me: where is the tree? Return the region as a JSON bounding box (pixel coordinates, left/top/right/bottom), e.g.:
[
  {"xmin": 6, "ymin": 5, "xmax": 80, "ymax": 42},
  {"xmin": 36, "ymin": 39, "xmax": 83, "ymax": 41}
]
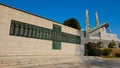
[
  {"xmin": 88, "ymin": 48, "xmax": 102, "ymax": 56},
  {"xmin": 63, "ymin": 18, "xmax": 81, "ymax": 30},
  {"xmin": 119, "ymin": 43, "xmax": 120, "ymax": 48},
  {"xmin": 97, "ymin": 41, "xmax": 103, "ymax": 48},
  {"xmin": 85, "ymin": 42, "xmax": 102, "ymax": 56},
  {"xmin": 108, "ymin": 40, "xmax": 116, "ymax": 48},
  {"xmin": 85, "ymin": 42, "xmax": 97, "ymax": 50},
  {"xmin": 102, "ymin": 49, "xmax": 112, "ymax": 56}
]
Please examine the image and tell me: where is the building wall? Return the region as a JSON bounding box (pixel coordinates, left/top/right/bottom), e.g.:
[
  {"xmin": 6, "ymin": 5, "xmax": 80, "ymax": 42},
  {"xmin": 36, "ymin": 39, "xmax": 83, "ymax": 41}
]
[
  {"xmin": 0, "ymin": 4, "xmax": 83, "ymax": 56},
  {"xmin": 100, "ymin": 27, "xmax": 117, "ymax": 41},
  {"xmin": 89, "ymin": 27, "xmax": 118, "ymax": 41},
  {"xmin": 89, "ymin": 26, "xmax": 119, "ymax": 48},
  {"xmin": 101, "ymin": 33, "xmax": 117, "ymax": 40},
  {"xmin": 89, "ymin": 29, "xmax": 100, "ymax": 37}
]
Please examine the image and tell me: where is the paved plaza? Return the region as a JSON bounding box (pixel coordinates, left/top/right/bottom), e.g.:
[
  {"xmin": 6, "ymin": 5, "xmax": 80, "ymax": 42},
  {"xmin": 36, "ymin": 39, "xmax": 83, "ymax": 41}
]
[
  {"xmin": 1, "ymin": 58, "xmax": 120, "ymax": 68},
  {"xmin": 22, "ymin": 59, "xmax": 120, "ymax": 68}
]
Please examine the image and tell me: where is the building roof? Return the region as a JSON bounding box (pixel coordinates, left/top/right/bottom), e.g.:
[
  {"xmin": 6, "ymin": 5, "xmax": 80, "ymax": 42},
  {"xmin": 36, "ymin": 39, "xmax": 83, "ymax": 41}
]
[{"xmin": 89, "ymin": 22, "xmax": 109, "ymax": 33}]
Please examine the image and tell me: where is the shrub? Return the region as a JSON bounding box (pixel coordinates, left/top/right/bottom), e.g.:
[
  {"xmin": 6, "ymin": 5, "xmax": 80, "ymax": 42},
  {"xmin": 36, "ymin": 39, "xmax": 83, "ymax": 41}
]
[
  {"xmin": 108, "ymin": 41, "xmax": 116, "ymax": 48},
  {"xmin": 97, "ymin": 42, "xmax": 103, "ymax": 48},
  {"xmin": 119, "ymin": 43, "xmax": 120, "ymax": 48},
  {"xmin": 103, "ymin": 49, "xmax": 112, "ymax": 56},
  {"xmin": 85, "ymin": 42, "xmax": 98, "ymax": 56},
  {"xmin": 115, "ymin": 53, "xmax": 120, "ymax": 57},
  {"xmin": 88, "ymin": 48, "xmax": 102, "ymax": 56},
  {"xmin": 85, "ymin": 42, "xmax": 97, "ymax": 49}
]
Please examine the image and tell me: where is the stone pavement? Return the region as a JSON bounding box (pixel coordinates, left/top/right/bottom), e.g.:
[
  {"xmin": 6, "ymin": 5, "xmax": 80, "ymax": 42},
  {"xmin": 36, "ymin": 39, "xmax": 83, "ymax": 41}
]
[
  {"xmin": 1, "ymin": 56, "xmax": 120, "ymax": 68},
  {"xmin": 1, "ymin": 61, "xmax": 90, "ymax": 68},
  {"xmin": 0, "ymin": 56, "xmax": 96, "ymax": 68},
  {"xmin": 86, "ymin": 58, "xmax": 120, "ymax": 68},
  {"xmin": 26, "ymin": 58, "xmax": 120, "ymax": 68}
]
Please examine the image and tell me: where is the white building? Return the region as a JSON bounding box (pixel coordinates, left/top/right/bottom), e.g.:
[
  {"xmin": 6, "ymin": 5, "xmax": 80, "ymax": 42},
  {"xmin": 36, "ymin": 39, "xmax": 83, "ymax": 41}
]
[{"xmin": 85, "ymin": 10, "xmax": 120, "ymax": 48}]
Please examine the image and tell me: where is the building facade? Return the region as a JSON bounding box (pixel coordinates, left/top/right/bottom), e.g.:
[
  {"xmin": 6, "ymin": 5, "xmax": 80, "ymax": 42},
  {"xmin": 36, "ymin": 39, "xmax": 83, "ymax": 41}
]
[
  {"xmin": 85, "ymin": 10, "xmax": 120, "ymax": 48},
  {"xmin": 0, "ymin": 4, "xmax": 84, "ymax": 56}
]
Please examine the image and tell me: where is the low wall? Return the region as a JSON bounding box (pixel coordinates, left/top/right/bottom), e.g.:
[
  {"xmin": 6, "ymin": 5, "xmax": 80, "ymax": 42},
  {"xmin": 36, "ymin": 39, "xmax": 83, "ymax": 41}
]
[{"xmin": 0, "ymin": 4, "xmax": 83, "ymax": 56}]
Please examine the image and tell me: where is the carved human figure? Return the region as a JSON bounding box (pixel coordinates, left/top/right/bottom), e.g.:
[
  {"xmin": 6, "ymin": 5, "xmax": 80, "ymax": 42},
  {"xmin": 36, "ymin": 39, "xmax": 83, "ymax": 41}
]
[
  {"xmin": 39, "ymin": 28, "xmax": 42, "ymax": 39},
  {"xmin": 14, "ymin": 22, "xmax": 19, "ymax": 35},
  {"xmin": 32, "ymin": 26, "xmax": 36, "ymax": 38},
  {"xmin": 10, "ymin": 22, "xmax": 15, "ymax": 35},
  {"xmin": 20, "ymin": 24, "xmax": 24, "ymax": 36},
  {"xmin": 36, "ymin": 27, "xmax": 39, "ymax": 38},
  {"xmin": 28, "ymin": 25, "xmax": 32, "ymax": 37},
  {"xmin": 24, "ymin": 24, "xmax": 28, "ymax": 37}
]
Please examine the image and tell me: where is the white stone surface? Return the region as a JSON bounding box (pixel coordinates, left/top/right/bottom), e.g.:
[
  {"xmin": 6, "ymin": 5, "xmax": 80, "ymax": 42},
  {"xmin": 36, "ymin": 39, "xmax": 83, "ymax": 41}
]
[{"xmin": 0, "ymin": 4, "xmax": 84, "ymax": 56}]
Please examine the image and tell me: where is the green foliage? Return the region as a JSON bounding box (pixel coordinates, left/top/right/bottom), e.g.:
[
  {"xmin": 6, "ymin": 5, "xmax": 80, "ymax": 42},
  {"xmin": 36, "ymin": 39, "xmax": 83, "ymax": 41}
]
[
  {"xmin": 88, "ymin": 48, "xmax": 102, "ymax": 56},
  {"xmin": 102, "ymin": 49, "xmax": 112, "ymax": 56},
  {"xmin": 85, "ymin": 42, "xmax": 97, "ymax": 49},
  {"xmin": 85, "ymin": 42, "xmax": 95, "ymax": 55},
  {"xmin": 97, "ymin": 41, "xmax": 103, "ymax": 48},
  {"xmin": 85, "ymin": 42, "xmax": 102, "ymax": 56},
  {"xmin": 63, "ymin": 18, "xmax": 81, "ymax": 30},
  {"xmin": 108, "ymin": 41, "xmax": 116, "ymax": 48},
  {"xmin": 115, "ymin": 53, "xmax": 120, "ymax": 57},
  {"xmin": 119, "ymin": 43, "xmax": 120, "ymax": 48}
]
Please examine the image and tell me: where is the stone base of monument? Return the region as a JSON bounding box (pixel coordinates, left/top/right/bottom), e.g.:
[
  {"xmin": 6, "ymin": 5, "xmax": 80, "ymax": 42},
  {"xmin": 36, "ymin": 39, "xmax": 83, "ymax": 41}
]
[{"xmin": 0, "ymin": 56, "xmax": 102, "ymax": 68}]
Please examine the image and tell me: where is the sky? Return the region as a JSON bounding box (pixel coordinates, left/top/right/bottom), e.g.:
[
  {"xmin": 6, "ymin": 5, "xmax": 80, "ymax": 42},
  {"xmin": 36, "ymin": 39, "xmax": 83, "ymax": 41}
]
[{"xmin": 0, "ymin": 0, "xmax": 120, "ymax": 38}]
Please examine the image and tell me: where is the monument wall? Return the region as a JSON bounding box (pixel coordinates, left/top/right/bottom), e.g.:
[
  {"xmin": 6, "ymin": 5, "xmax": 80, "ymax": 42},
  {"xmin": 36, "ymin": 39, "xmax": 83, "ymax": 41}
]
[{"xmin": 0, "ymin": 4, "xmax": 82, "ymax": 56}]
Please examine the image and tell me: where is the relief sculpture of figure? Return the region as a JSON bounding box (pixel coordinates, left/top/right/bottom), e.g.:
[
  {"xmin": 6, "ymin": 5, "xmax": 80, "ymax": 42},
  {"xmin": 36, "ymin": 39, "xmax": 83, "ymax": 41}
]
[
  {"xmin": 36, "ymin": 27, "xmax": 40, "ymax": 39},
  {"xmin": 9, "ymin": 20, "xmax": 80, "ymax": 45},
  {"xmin": 32, "ymin": 26, "xmax": 36, "ymax": 38},
  {"xmin": 20, "ymin": 23, "xmax": 24, "ymax": 36},
  {"xmin": 10, "ymin": 21, "xmax": 15, "ymax": 35},
  {"xmin": 39, "ymin": 28, "xmax": 42, "ymax": 39},
  {"xmin": 14, "ymin": 22, "xmax": 19, "ymax": 36},
  {"xmin": 28, "ymin": 25, "xmax": 32, "ymax": 37},
  {"xmin": 24, "ymin": 24, "xmax": 28, "ymax": 37}
]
